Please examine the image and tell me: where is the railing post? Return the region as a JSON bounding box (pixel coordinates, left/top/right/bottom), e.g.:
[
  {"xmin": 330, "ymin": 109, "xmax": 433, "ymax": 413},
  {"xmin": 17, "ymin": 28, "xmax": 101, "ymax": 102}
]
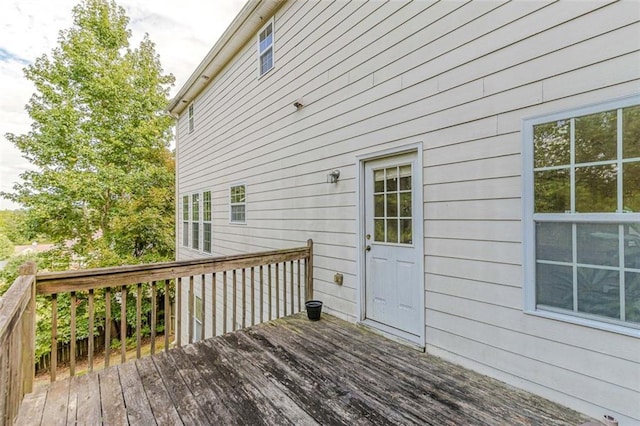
[
  {"xmin": 19, "ymin": 262, "xmax": 36, "ymax": 395},
  {"xmin": 306, "ymin": 239, "xmax": 313, "ymax": 301}
]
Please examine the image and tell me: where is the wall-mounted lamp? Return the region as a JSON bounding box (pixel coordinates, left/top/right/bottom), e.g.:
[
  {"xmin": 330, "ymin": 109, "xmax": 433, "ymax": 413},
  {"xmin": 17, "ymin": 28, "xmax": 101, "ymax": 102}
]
[
  {"xmin": 327, "ymin": 169, "xmax": 340, "ymax": 184},
  {"xmin": 293, "ymin": 99, "xmax": 304, "ymax": 110}
]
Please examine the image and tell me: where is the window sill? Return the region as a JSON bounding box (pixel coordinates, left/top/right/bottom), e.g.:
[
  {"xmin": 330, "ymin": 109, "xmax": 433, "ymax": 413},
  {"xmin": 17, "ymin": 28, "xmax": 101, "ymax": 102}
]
[{"xmin": 524, "ymin": 309, "xmax": 640, "ymax": 338}]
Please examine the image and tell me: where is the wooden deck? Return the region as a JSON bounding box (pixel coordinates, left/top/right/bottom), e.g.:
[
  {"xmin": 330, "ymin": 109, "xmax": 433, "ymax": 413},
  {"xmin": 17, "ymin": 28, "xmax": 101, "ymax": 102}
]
[{"xmin": 16, "ymin": 313, "xmax": 591, "ymax": 425}]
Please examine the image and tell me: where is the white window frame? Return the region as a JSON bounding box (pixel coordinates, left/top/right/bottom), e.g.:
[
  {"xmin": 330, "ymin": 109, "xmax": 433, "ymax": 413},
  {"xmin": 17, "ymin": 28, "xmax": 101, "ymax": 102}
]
[
  {"xmin": 203, "ymin": 190, "xmax": 212, "ymax": 253},
  {"xmin": 188, "ymin": 103, "xmax": 194, "ymax": 133},
  {"xmin": 257, "ymin": 19, "xmax": 274, "ymax": 77},
  {"xmin": 182, "ymin": 195, "xmax": 189, "ymax": 247},
  {"xmin": 523, "ymin": 94, "xmax": 640, "ymax": 337},
  {"xmin": 229, "ymin": 184, "xmax": 246, "ymax": 224},
  {"xmin": 191, "ymin": 193, "xmax": 200, "ymax": 250}
]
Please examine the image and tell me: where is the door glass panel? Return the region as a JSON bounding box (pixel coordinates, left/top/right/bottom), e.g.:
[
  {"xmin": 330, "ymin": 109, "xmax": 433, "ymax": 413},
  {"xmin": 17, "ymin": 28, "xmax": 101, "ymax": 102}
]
[
  {"xmin": 399, "ymin": 165, "xmax": 411, "ymax": 190},
  {"xmin": 387, "ymin": 219, "xmax": 398, "ymax": 243},
  {"xmin": 400, "ymin": 219, "xmax": 412, "ymax": 244},
  {"xmin": 386, "ymin": 168, "xmax": 398, "ymax": 191},
  {"xmin": 372, "ymin": 163, "xmax": 413, "ymax": 245}
]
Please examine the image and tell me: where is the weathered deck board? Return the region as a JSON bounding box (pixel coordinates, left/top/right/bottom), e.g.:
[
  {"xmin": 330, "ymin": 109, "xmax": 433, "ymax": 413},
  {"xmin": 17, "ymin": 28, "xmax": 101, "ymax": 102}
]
[{"xmin": 16, "ymin": 313, "xmax": 592, "ymax": 426}]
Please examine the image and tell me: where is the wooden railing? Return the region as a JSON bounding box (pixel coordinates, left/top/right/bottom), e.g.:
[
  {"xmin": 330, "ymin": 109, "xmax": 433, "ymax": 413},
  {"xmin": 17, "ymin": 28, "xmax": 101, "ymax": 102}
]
[
  {"xmin": 0, "ymin": 263, "xmax": 36, "ymax": 426},
  {"xmin": 35, "ymin": 240, "xmax": 313, "ymax": 383}
]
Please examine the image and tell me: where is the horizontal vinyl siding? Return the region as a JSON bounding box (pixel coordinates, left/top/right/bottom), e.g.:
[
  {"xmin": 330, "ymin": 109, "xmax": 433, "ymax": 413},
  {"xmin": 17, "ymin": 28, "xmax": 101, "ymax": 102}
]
[{"xmin": 177, "ymin": 0, "xmax": 640, "ymax": 422}]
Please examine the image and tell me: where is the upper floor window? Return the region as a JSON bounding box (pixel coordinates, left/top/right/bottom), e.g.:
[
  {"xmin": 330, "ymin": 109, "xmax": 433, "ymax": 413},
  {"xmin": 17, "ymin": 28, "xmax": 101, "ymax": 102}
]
[
  {"xmin": 230, "ymin": 184, "xmax": 246, "ymax": 224},
  {"xmin": 258, "ymin": 21, "xmax": 274, "ymax": 77},
  {"xmin": 182, "ymin": 195, "xmax": 189, "ymax": 247},
  {"xmin": 188, "ymin": 103, "xmax": 194, "ymax": 133},
  {"xmin": 203, "ymin": 191, "xmax": 212, "ymax": 253},
  {"xmin": 524, "ymin": 96, "xmax": 640, "ymax": 334},
  {"xmin": 192, "ymin": 193, "xmax": 200, "ymax": 250}
]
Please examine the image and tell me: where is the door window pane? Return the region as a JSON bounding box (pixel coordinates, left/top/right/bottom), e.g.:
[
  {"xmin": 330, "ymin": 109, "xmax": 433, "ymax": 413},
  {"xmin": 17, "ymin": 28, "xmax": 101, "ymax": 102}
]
[
  {"xmin": 400, "ymin": 219, "xmax": 412, "ymax": 244},
  {"xmin": 374, "ymin": 219, "xmax": 385, "ymax": 242},
  {"xmin": 371, "ymin": 164, "xmax": 413, "ymax": 245},
  {"xmin": 374, "ymin": 170, "xmax": 385, "ymax": 192},
  {"xmin": 374, "ymin": 194, "xmax": 384, "ymax": 217},
  {"xmin": 387, "ymin": 219, "xmax": 398, "ymax": 243},
  {"xmin": 386, "ymin": 193, "xmax": 397, "ymax": 217},
  {"xmin": 399, "ymin": 165, "xmax": 411, "ymax": 190},
  {"xmin": 386, "ymin": 168, "xmax": 398, "ymax": 191}
]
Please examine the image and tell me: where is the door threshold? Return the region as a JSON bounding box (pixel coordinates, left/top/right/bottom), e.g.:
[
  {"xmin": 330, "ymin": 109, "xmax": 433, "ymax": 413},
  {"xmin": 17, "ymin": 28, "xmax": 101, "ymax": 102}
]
[{"xmin": 358, "ymin": 319, "xmax": 425, "ymax": 352}]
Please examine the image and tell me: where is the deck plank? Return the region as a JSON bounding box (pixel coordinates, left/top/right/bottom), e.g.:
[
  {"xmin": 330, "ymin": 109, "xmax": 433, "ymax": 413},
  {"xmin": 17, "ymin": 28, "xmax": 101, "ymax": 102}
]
[
  {"xmin": 73, "ymin": 373, "xmax": 102, "ymax": 425},
  {"xmin": 40, "ymin": 375, "xmax": 70, "ymax": 426},
  {"xmin": 16, "ymin": 313, "xmax": 592, "ymax": 426},
  {"xmin": 118, "ymin": 360, "xmax": 156, "ymax": 425},
  {"xmin": 151, "ymin": 350, "xmax": 209, "ymax": 426},
  {"xmin": 135, "ymin": 355, "xmax": 183, "ymax": 425},
  {"xmin": 98, "ymin": 366, "xmax": 126, "ymax": 426}
]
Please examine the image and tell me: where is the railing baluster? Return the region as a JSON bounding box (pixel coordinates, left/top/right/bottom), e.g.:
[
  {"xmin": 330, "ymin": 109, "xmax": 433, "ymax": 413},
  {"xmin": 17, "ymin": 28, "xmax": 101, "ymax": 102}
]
[
  {"xmin": 188, "ymin": 276, "xmax": 194, "ymax": 344},
  {"xmin": 201, "ymin": 274, "xmax": 206, "ymax": 341},
  {"xmin": 121, "ymin": 285, "xmax": 127, "ymax": 364},
  {"xmin": 164, "ymin": 280, "xmax": 170, "ymax": 352},
  {"xmin": 290, "ymin": 261, "xmax": 294, "ymax": 313},
  {"xmin": 268, "ymin": 264, "xmax": 272, "ymax": 320},
  {"xmin": 70, "ymin": 291, "xmax": 76, "ymax": 377},
  {"xmin": 283, "ymin": 262, "xmax": 287, "ymax": 317},
  {"xmin": 88, "ymin": 289, "xmax": 94, "ymax": 371},
  {"xmin": 259, "ymin": 265, "xmax": 264, "ymax": 323},
  {"xmin": 151, "ymin": 281, "xmax": 156, "ymax": 355},
  {"xmin": 50, "ymin": 294, "xmax": 57, "ymax": 382},
  {"xmin": 232, "ymin": 270, "xmax": 237, "ymax": 331},
  {"xmin": 242, "ymin": 268, "xmax": 246, "ymax": 329},
  {"xmin": 297, "ymin": 260, "xmax": 301, "ymax": 312},
  {"xmin": 275, "ymin": 263, "xmax": 280, "ymax": 318},
  {"xmin": 223, "ymin": 271, "xmax": 227, "ymax": 334},
  {"xmin": 251, "ymin": 267, "xmax": 255, "ymax": 326},
  {"xmin": 177, "ymin": 278, "xmax": 182, "ymax": 347},
  {"xmin": 105, "ymin": 287, "xmax": 111, "ymax": 367},
  {"xmin": 136, "ymin": 283, "xmax": 142, "ymax": 359},
  {"xmin": 212, "ymin": 273, "xmax": 217, "ymax": 337}
]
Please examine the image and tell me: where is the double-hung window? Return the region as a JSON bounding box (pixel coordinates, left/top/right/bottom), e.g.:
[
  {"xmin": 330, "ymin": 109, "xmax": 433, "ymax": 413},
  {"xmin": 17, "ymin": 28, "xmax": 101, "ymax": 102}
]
[
  {"xmin": 258, "ymin": 20, "xmax": 274, "ymax": 76},
  {"xmin": 192, "ymin": 193, "xmax": 200, "ymax": 250},
  {"xmin": 182, "ymin": 195, "xmax": 189, "ymax": 247},
  {"xmin": 524, "ymin": 95, "xmax": 640, "ymax": 333},
  {"xmin": 203, "ymin": 191, "xmax": 212, "ymax": 253},
  {"xmin": 230, "ymin": 184, "xmax": 246, "ymax": 224}
]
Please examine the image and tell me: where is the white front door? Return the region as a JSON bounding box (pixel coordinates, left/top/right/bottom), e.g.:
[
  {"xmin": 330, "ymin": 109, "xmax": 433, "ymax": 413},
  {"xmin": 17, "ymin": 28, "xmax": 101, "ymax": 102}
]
[{"xmin": 364, "ymin": 153, "xmax": 422, "ymax": 338}]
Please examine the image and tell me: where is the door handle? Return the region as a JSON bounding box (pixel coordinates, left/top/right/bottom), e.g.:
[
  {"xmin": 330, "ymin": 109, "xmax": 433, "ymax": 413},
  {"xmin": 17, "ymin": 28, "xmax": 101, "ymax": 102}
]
[{"xmin": 365, "ymin": 245, "xmax": 371, "ymax": 252}]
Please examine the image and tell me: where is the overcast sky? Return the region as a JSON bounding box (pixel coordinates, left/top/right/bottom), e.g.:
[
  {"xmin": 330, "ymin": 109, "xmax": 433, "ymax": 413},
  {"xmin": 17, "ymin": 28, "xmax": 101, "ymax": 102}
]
[{"xmin": 0, "ymin": 0, "xmax": 246, "ymax": 210}]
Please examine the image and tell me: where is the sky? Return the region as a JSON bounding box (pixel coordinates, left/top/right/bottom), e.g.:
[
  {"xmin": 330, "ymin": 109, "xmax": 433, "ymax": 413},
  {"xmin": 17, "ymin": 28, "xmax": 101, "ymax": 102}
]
[{"xmin": 0, "ymin": 0, "xmax": 246, "ymax": 210}]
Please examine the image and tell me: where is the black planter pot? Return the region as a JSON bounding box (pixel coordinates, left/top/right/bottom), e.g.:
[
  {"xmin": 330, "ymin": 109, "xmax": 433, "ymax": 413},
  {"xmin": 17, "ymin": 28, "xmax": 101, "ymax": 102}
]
[{"xmin": 305, "ymin": 300, "xmax": 323, "ymax": 321}]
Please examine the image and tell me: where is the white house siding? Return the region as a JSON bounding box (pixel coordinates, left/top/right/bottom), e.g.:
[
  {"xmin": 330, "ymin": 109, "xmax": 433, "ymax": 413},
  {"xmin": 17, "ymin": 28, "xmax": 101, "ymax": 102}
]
[{"xmin": 175, "ymin": 1, "xmax": 640, "ymax": 423}]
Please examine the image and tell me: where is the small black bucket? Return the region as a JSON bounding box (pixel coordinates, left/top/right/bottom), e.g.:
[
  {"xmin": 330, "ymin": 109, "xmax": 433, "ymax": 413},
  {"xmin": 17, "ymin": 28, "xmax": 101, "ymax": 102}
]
[{"xmin": 305, "ymin": 300, "xmax": 323, "ymax": 321}]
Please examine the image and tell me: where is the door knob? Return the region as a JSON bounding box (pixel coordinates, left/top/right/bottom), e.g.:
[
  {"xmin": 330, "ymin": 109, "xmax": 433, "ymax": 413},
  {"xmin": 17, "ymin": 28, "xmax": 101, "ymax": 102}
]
[{"xmin": 365, "ymin": 245, "xmax": 371, "ymax": 252}]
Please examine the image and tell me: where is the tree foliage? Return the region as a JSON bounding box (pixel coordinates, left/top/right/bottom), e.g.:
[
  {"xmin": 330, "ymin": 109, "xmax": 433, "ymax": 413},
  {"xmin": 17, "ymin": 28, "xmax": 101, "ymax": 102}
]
[
  {"xmin": 1, "ymin": 0, "xmax": 176, "ymax": 361},
  {"xmin": 3, "ymin": 0, "xmax": 175, "ymax": 263},
  {"xmin": 0, "ymin": 234, "xmax": 13, "ymax": 260}
]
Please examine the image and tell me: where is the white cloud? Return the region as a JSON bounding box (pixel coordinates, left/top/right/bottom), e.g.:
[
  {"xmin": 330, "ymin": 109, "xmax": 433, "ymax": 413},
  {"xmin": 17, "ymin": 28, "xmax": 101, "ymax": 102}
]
[{"xmin": 0, "ymin": 0, "xmax": 245, "ymax": 210}]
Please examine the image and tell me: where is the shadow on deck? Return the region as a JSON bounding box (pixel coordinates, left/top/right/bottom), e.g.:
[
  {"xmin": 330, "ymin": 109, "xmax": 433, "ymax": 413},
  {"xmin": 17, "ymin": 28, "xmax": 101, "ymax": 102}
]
[{"xmin": 16, "ymin": 313, "xmax": 591, "ymax": 425}]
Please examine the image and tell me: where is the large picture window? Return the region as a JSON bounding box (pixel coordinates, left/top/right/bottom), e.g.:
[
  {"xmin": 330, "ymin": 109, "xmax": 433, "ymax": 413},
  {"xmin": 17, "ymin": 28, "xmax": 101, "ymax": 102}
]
[{"xmin": 524, "ymin": 96, "xmax": 640, "ymax": 333}]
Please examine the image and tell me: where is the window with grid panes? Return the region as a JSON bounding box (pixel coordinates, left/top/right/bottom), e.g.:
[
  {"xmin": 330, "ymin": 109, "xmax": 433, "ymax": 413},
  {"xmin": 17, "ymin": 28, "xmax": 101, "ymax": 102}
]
[
  {"xmin": 182, "ymin": 195, "xmax": 189, "ymax": 247},
  {"xmin": 192, "ymin": 193, "xmax": 200, "ymax": 250},
  {"xmin": 373, "ymin": 164, "xmax": 412, "ymax": 245},
  {"xmin": 230, "ymin": 185, "xmax": 246, "ymax": 223},
  {"xmin": 525, "ymin": 97, "xmax": 640, "ymax": 331},
  {"xmin": 203, "ymin": 191, "xmax": 212, "ymax": 253}
]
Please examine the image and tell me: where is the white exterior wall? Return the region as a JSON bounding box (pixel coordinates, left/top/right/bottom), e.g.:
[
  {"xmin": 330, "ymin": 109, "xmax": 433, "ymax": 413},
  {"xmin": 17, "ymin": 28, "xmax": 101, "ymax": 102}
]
[{"xmin": 175, "ymin": 1, "xmax": 640, "ymax": 423}]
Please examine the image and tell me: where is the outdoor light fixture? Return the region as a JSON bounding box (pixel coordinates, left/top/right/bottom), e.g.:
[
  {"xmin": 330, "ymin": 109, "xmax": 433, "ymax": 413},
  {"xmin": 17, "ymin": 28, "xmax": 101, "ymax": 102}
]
[{"xmin": 327, "ymin": 169, "xmax": 340, "ymax": 183}]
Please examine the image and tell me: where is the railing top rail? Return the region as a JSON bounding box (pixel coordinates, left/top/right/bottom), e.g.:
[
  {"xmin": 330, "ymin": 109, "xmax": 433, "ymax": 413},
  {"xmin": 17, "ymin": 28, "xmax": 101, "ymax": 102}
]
[
  {"xmin": 36, "ymin": 245, "xmax": 311, "ymax": 295},
  {"xmin": 0, "ymin": 274, "xmax": 35, "ymax": 348}
]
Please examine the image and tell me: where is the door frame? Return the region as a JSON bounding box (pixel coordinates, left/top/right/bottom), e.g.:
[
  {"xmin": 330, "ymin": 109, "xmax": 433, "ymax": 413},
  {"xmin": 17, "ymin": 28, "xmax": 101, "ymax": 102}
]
[{"xmin": 356, "ymin": 142, "xmax": 425, "ymax": 347}]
